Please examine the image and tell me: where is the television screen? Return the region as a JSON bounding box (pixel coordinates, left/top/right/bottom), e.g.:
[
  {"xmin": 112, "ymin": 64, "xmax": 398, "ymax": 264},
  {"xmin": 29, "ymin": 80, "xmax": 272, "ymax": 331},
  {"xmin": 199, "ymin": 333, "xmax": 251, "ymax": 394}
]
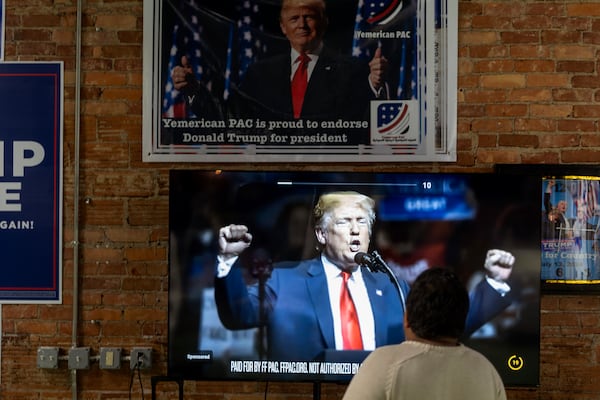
[{"xmin": 168, "ymin": 170, "xmax": 541, "ymax": 386}]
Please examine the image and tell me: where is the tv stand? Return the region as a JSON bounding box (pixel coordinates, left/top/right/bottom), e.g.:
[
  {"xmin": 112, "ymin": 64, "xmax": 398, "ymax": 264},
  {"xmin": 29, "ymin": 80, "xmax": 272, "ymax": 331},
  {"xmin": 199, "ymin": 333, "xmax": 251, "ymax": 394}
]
[
  {"xmin": 313, "ymin": 382, "xmax": 321, "ymax": 400},
  {"xmin": 151, "ymin": 376, "xmax": 328, "ymax": 399}
]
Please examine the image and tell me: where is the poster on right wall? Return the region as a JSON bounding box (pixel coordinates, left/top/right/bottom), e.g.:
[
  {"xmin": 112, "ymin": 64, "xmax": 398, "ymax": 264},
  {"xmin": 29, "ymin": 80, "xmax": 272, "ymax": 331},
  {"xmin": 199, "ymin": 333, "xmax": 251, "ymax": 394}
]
[{"xmin": 541, "ymin": 175, "xmax": 600, "ymax": 285}]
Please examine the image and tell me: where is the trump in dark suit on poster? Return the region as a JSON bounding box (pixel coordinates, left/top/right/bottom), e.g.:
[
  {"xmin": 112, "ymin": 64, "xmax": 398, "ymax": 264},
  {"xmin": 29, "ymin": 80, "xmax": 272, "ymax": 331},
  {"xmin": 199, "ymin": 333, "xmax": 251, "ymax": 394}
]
[
  {"xmin": 238, "ymin": 48, "xmax": 375, "ymax": 121},
  {"xmin": 214, "ymin": 192, "xmax": 516, "ymax": 361},
  {"xmin": 235, "ymin": 0, "xmax": 387, "ymax": 122},
  {"xmin": 172, "ymin": 0, "xmax": 390, "ymax": 125}
]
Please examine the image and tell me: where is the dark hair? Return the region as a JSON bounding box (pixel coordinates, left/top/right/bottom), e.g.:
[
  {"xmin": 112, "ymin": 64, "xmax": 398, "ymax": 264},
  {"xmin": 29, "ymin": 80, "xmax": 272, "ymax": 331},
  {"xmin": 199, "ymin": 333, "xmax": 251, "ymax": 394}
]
[{"xmin": 405, "ymin": 268, "xmax": 469, "ymax": 340}]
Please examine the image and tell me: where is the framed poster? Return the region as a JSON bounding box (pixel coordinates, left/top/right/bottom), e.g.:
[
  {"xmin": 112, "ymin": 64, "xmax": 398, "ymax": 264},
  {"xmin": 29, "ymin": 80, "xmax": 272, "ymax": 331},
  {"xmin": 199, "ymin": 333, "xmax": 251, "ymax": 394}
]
[
  {"xmin": 0, "ymin": 62, "xmax": 63, "ymax": 303},
  {"xmin": 142, "ymin": 0, "xmax": 457, "ymax": 162},
  {"xmin": 541, "ymin": 174, "xmax": 600, "ymax": 291},
  {"xmin": 496, "ymin": 164, "xmax": 600, "ymax": 293}
]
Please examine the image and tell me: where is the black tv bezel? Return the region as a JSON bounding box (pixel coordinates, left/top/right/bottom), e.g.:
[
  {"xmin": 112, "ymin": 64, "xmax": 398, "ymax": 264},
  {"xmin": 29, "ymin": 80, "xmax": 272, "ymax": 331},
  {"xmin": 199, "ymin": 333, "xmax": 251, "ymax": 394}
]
[{"xmin": 167, "ymin": 169, "xmax": 542, "ymax": 387}]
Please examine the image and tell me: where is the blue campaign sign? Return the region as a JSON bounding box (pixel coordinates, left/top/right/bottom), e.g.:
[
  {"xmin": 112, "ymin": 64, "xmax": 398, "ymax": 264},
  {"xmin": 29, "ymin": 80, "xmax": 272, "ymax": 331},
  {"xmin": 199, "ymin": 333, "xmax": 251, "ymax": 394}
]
[{"xmin": 0, "ymin": 62, "xmax": 62, "ymax": 303}]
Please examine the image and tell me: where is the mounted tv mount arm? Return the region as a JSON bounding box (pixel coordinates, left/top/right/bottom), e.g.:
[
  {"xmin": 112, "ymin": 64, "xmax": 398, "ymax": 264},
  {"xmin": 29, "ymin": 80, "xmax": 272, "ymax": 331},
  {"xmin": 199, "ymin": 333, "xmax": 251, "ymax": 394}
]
[{"xmin": 354, "ymin": 251, "xmax": 406, "ymax": 313}]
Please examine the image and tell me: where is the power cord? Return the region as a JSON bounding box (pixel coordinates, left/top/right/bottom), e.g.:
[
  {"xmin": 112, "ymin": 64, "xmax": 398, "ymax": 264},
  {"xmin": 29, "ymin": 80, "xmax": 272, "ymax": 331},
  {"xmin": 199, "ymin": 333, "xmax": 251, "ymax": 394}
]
[{"xmin": 128, "ymin": 354, "xmax": 145, "ymax": 400}]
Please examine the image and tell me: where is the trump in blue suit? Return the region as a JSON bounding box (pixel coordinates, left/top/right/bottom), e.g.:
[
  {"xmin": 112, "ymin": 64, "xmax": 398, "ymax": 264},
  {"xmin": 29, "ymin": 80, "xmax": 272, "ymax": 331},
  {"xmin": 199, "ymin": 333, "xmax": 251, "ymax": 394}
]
[{"xmin": 214, "ymin": 192, "xmax": 514, "ymax": 361}]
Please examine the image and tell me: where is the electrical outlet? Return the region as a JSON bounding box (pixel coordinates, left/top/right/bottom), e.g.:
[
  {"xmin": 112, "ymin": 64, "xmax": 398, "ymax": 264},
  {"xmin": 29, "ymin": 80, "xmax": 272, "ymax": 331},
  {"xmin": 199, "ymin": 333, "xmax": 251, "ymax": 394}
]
[
  {"xmin": 68, "ymin": 347, "xmax": 90, "ymax": 369},
  {"xmin": 130, "ymin": 347, "xmax": 152, "ymax": 370},
  {"xmin": 37, "ymin": 347, "xmax": 59, "ymax": 369},
  {"xmin": 99, "ymin": 347, "xmax": 122, "ymax": 369}
]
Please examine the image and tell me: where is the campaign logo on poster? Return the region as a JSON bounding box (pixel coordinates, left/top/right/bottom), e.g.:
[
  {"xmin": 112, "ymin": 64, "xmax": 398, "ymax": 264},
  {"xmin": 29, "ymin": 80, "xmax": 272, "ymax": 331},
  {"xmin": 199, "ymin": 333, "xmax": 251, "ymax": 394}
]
[
  {"xmin": 370, "ymin": 100, "xmax": 420, "ymax": 147},
  {"xmin": 363, "ymin": 0, "xmax": 404, "ymax": 25}
]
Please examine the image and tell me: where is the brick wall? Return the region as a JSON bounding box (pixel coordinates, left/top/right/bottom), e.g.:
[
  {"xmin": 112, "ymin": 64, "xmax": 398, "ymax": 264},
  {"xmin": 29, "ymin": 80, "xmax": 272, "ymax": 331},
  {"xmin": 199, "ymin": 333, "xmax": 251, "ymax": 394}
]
[{"xmin": 1, "ymin": 0, "xmax": 600, "ymax": 399}]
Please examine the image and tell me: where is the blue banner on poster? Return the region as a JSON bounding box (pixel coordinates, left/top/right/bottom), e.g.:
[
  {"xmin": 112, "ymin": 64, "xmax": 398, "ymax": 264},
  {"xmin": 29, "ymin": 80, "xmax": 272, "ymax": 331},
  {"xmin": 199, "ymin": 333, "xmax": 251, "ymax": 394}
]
[{"xmin": 0, "ymin": 62, "xmax": 63, "ymax": 303}]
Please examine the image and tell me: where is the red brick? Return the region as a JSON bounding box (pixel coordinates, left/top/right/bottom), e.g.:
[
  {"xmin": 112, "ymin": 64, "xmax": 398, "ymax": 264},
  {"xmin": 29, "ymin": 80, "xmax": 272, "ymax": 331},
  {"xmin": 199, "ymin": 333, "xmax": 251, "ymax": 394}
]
[{"xmin": 498, "ymin": 133, "xmax": 539, "ymax": 147}]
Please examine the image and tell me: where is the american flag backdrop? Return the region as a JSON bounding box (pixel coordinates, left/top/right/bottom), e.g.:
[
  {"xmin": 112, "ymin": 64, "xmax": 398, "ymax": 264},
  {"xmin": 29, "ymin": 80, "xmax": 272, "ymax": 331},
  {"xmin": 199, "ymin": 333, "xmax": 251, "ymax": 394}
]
[
  {"xmin": 162, "ymin": 0, "xmax": 233, "ymax": 118},
  {"xmin": 236, "ymin": 0, "xmax": 264, "ymax": 83},
  {"xmin": 575, "ymin": 179, "xmax": 600, "ymax": 219},
  {"xmin": 161, "ymin": 0, "xmax": 253, "ymax": 118},
  {"xmin": 161, "ymin": 0, "xmax": 290, "ymax": 119},
  {"xmin": 163, "ymin": 24, "xmax": 187, "ymax": 118}
]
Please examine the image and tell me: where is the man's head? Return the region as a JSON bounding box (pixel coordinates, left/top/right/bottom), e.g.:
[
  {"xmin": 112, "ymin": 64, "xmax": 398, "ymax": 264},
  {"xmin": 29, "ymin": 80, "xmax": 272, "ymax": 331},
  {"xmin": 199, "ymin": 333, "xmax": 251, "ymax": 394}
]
[
  {"xmin": 280, "ymin": 0, "xmax": 328, "ymax": 53},
  {"xmin": 405, "ymin": 268, "xmax": 469, "ymax": 342},
  {"xmin": 313, "ymin": 191, "xmax": 375, "ymax": 271}
]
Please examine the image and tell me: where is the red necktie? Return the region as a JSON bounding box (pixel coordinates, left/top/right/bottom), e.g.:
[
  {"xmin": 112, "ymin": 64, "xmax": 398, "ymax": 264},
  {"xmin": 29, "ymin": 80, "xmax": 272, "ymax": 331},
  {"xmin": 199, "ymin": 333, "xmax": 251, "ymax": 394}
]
[
  {"xmin": 291, "ymin": 53, "xmax": 310, "ymax": 119},
  {"xmin": 340, "ymin": 271, "xmax": 363, "ymax": 350}
]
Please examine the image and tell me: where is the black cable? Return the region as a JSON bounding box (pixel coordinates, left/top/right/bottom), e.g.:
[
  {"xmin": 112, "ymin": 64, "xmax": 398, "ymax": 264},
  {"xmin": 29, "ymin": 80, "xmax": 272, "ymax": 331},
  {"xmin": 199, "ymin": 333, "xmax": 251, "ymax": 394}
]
[
  {"xmin": 128, "ymin": 364, "xmax": 136, "ymax": 400},
  {"xmin": 137, "ymin": 366, "xmax": 145, "ymax": 400},
  {"xmin": 128, "ymin": 358, "xmax": 146, "ymax": 400}
]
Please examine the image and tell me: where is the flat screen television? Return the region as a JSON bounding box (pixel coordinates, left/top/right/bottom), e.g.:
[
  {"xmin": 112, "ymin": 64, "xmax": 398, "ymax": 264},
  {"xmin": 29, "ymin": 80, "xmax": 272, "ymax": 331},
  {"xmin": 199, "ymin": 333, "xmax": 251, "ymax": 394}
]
[{"xmin": 168, "ymin": 170, "xmax": 541, "ymax": 387}]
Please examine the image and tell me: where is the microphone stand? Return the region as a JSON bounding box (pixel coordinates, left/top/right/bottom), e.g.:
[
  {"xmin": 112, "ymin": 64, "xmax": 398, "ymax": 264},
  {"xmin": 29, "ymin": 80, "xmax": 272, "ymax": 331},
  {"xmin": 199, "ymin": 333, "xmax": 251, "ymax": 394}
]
[{"xmin": 367, "ymin": 250, "xmax": 406, "ymax": 313}]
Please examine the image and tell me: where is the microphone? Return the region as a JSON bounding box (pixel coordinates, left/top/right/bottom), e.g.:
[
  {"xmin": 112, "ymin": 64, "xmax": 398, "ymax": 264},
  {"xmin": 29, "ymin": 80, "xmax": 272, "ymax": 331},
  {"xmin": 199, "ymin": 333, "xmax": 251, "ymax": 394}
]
[{"xmin": 354, "ymin": 252, "xmax": 377, "ymax": 268}]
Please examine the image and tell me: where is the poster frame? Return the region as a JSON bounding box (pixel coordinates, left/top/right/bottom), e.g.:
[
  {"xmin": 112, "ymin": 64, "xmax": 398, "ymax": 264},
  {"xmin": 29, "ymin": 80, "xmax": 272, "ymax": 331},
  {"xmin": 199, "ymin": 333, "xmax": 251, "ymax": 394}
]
[
  {"xmin": 142, "ymin": 0, "xmax": 457, "ymax": 163},
  {"xmin": 496, "ymin": 164, "xmax": 600, "ymax": 294},
  {"xmin": 0, "ymin": 61, "xmax": 63, "ymax": 304}
]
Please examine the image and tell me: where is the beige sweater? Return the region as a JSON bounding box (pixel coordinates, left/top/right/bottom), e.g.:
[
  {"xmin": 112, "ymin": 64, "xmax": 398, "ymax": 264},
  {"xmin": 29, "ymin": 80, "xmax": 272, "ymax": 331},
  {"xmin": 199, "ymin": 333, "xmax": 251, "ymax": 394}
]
[{"xmin": 342, "ymin": 341, "xmax": 506, "ymax": 400}]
